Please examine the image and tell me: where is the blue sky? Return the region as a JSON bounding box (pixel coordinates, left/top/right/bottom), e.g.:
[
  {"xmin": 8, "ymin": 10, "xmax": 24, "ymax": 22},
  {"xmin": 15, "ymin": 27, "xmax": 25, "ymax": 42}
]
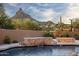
[{"xmin": 3, "ymin": 3, "xmax": 79, "ymax": 24}]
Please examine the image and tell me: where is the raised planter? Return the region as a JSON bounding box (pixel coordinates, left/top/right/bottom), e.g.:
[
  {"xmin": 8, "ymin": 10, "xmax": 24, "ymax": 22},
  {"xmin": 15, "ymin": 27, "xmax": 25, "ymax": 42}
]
[
  {"xmin": 22, "ymin": 37, "xmax": 53, "ymax": 46},
  {"xmin": 56, "ymin": 37, "xmax": 75, "ymax": 43}
]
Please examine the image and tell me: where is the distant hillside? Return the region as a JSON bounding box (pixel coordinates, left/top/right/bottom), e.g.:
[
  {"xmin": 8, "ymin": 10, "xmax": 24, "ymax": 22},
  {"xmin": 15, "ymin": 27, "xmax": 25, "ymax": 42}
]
[
  {"xmin": 40, "ymin": 21, "xmax": 55, "ymax": 28},
  {"xmin": 39, "ymin": 21, "xmax": 55, "ymax": 25}
]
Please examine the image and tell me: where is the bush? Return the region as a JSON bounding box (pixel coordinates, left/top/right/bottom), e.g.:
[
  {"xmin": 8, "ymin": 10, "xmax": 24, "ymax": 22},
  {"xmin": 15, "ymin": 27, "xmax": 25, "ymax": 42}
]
[
  {"xmin": 4, "ymin": 36, "xmax": 11, "ymax": 44},
  {"xmin": 73, "ymin": 34, "xmax": 79, "ymax": 40},
  {"xmin": 43, "ymin": 31, "xmax": 55, "ymax": 38},
  {"xmin": 12, "ymin": 40, "xmax": 18, "ymax": 43},
  {"xmin": 61, "ymin": 33, "xmax": 71, "ymax": 37}
]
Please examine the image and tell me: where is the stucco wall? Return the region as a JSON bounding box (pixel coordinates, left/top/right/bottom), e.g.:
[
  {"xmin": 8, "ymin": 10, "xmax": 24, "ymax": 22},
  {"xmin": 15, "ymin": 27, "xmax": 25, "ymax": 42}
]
[{"xmin": 0, "ymin": 29, "xmax": 44, "ymax": 44}]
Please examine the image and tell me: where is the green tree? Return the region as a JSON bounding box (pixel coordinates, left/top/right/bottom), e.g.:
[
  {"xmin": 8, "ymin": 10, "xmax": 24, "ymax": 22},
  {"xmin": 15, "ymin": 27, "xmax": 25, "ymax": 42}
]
[
  {"xmin": 23, "ymin": 20, "xmax": 40, "ymax": 30},
  {"xmin": 0, "ymin": 15, "xmax": 6, "ymax": 28},
  {"xmin": 12, "ymin": 19, "xmax": 22, "ymax": 29},
  {"xmin": 0, "ymin": 15, "xmax": 15, "ymax": 29},
  {"xmin": 0, "ymin": 4, "xmax": 15, "ymax": 29},
  {"xmin": 4, "ymin": 19, "xmax": 15, "ymax": 29}
]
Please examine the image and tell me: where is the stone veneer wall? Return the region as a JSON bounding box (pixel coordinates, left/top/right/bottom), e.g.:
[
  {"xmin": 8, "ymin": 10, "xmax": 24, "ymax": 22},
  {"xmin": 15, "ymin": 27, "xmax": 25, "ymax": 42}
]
[{"xmin": 22, "ymin": 37, "xmax": 53, "ymax": 46}]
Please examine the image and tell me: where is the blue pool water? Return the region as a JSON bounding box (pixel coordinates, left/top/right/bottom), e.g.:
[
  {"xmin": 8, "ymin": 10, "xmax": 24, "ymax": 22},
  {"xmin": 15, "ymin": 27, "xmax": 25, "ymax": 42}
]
[{"xmin": 0, "ymin": 46, "xmax": 79, "ymax": 56}]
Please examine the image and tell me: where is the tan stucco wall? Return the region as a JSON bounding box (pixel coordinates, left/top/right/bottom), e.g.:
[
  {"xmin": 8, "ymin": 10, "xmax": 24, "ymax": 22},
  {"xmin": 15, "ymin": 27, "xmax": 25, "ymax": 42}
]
[{"xmin": 0, "ymin": 29, "xmax": 44, "ymax": 44}]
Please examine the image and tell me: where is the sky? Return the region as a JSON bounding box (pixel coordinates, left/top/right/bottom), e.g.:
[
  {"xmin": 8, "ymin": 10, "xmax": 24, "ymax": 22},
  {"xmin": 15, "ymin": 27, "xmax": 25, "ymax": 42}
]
[{"xmin": 3, "ymin": 3, "xmax": 79, "ymax": 24}]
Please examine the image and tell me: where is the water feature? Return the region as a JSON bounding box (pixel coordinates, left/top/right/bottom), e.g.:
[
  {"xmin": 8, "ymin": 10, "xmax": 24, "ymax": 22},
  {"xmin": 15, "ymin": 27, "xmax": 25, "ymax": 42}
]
[{"xmin": 0, "ymin": 46, "xmax": 79, "ymax": 56}]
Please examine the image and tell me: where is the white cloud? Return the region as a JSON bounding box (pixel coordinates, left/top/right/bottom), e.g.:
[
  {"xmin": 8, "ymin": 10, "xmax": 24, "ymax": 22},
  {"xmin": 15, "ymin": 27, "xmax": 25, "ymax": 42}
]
[
  {"xmin": 41, "ymin": 9, "xmax": 54, "ymax": 18},
  {"xmin": 28, "ymin": 7, "xmax": 55, "ymax": 22},
  {"xmin": 63, "ymin": 3, "xmax": 79, "ymax": 24},
  {"xmin": 8, "ymin": 3, "xmax": 17, "ymax": 7},
  {"xmin": 41, "ymin": 9, "xmax": 55, "ymax": 21},
  {"xmin": 37, "ymin": 4, "xmax": 49, "ymax": 7}
]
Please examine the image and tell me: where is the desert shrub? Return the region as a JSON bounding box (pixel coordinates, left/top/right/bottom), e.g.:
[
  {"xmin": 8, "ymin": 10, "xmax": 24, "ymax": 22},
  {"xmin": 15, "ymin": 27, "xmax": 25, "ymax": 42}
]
[
  {"xmin": 3, "ymin": 36, "xmax": 11, "ymax": 44},
  {"xmin": 61, "ymin": 33, "xmax": 71, "ymax": 37},
  {"xmin": 43, "ymin": 31, "xmax": 55, "ymax": 38},
  {"xmin": 73, "ymin": 34, "xmax": 79, "ymax": 40},
  {"xmin": 12, "ymin": 40, "xmax": 18, "ymax": 43}
]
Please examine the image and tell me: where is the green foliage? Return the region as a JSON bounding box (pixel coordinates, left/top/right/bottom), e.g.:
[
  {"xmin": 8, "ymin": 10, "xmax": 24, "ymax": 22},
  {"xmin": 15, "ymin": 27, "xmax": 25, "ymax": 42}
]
[
  {"xmin": 0, "ymin": 15, "xmax": 15, "ymax": 29},
  {"xmin": 43, "ymin": 31, "xmax": 55, "ymax": 38},
  {"xmin": 12, "ymin": 19, "xmax": 21, "ymax": 29},
  {"xmin": 0, "ymin": 15, "xmax": 6, "ymax": 28},
  {"xmin": 4, "ymin": 19, "xmax": 15, "ymax": 29},
  {"xmin": 0, "ymin": 17, "xmax": 41, "ymax": 30},
  {"xmin": 12, "ymin": 19, "xmax": 41, "ymax": 30},
  {"xmin": 12, "ymin": 40, "xmax": 18, "ymax": 43},
  {"xmin": 22, "ymin": 20, "xmax": 41, "ymax": 30},
  {"xmin": 73, "ymin": 34, "xmax": 79, "ymax": 40},
  {"xmin": 61, "ymin": 33, "xmax": 71, "ymax": 37},
  {"xmin": 3, "ymin": 36, "xmax": 11, "ymax": 44}
]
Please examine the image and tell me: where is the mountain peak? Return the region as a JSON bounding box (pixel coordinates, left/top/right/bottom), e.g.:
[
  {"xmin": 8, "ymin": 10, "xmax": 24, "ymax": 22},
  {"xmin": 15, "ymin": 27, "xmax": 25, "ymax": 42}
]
[
  {"xmin": 11, "ymin": 8, "xmax": 32, "ymax": 20},
  {"xmin": 16, "ymin": 8, "xmax": 24, "ymax": 15}
]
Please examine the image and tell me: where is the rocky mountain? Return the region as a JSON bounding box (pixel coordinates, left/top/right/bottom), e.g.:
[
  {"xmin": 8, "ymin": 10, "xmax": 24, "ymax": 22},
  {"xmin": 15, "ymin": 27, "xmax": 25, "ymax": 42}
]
[
  {"xmin": 11, "ymin": 8, "xmax": 55, "ymax": 27},
  {"xmin": 11, "ymin": 8, "xmax": 36, "ymax": 21}
]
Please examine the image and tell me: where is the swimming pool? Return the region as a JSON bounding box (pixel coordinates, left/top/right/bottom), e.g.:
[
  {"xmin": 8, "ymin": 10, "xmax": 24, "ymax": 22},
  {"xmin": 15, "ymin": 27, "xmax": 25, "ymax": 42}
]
[{"xmin": 0, "ymin": 46, "xmax": 79, "ymax": 56}]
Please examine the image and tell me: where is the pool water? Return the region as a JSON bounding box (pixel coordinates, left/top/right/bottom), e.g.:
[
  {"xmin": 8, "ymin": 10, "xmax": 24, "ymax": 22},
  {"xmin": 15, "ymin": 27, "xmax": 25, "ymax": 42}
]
[{"xmin": 0, "ymin": 46, "xmax": 79, "ymax": 56}]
